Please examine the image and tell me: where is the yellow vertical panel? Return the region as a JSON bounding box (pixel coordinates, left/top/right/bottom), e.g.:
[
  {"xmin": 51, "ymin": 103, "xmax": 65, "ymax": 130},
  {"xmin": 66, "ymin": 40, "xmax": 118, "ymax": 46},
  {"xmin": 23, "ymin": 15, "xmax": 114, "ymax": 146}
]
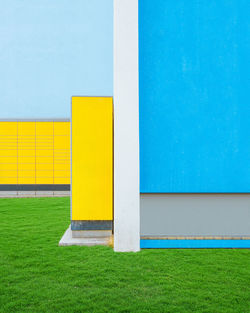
[
  {"xmin": 0, "ymin": 122, "xmax": 17, "ymax": 136},
  {"xmin": 54, "ymin": 122, "xmax": 70, "ymax": 136},
  {"xmin": 72, "ymin": 97, "xmax": 113, "ymax": 221},
  {"xmin": 36, "ymin": 122, "xmax": 53, "ymax": 136},
  {"xmin": 18, "ymin": 122, "xmax": 36, "ymax": 136}
]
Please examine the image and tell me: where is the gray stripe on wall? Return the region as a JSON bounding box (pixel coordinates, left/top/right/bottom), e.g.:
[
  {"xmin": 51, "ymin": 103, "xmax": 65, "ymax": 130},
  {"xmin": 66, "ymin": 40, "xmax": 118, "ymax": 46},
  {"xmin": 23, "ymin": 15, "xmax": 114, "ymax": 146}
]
[
  {"xmin": 140, "ymin": 194, "xmax": 250, "ymax": 237},
  {"xmin": 0, "ymin": 184, "xmax": 70, "ymax": 191}
]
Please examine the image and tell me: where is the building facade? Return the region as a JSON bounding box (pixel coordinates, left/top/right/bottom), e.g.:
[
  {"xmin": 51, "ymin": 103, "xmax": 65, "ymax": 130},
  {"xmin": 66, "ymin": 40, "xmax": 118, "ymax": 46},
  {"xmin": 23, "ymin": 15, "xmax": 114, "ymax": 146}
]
[{"xmin": 1, "ymin": 1, "xmax": 250, "ymax": 250}]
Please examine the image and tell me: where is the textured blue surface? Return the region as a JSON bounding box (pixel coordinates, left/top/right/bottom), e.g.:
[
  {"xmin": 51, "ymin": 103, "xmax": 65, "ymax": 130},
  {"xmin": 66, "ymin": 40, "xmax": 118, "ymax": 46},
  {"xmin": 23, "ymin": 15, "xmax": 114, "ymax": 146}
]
[
  {"xmin": 140, "ymin": 240, "xmax": 250, "ymax": 249},
  {"xmin": 139, "ymin": 0, "xmax": 250, "ymax": 192}
]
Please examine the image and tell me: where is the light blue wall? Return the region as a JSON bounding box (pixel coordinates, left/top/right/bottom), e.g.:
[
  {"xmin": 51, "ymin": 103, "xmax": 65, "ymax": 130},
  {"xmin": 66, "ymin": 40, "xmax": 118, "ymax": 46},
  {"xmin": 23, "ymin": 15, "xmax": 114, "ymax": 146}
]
[{"xmin": 0, "ymin": 0, "xmax": 113, "ymax": 118}]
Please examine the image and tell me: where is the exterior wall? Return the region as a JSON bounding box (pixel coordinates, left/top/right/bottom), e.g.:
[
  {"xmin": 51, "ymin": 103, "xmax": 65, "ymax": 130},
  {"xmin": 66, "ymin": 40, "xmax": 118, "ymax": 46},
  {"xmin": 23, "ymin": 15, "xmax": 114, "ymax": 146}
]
[
  {"xmin": 0, "ymin": 120, "xmax": 70, "ymax": 190},
  {"xmin": 138, "ymin": 0, "xmax": 250, "ymax": 246}
]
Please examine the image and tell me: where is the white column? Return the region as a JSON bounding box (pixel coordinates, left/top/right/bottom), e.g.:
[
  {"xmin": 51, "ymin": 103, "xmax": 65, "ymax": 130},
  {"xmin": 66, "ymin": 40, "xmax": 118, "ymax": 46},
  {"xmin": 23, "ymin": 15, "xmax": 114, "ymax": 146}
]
[{"xmin": 113, "ymin": 0, "xmax": 140, "ymax": 252}]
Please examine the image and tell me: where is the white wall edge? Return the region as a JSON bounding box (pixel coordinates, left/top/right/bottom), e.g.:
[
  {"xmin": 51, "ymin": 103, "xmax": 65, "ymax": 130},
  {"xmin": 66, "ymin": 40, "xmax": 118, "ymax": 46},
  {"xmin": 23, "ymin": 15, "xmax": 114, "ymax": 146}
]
[{"xmin": 113, "ymin": 0, "xmax": 140, "ymax": 252}]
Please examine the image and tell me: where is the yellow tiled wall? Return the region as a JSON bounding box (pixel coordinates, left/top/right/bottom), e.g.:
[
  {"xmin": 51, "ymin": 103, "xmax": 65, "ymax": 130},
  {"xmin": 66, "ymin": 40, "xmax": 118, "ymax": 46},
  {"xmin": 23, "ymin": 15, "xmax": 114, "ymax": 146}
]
[{"xmin": 0, "ymin": 121, "xmax": 70, "ymax": 185}]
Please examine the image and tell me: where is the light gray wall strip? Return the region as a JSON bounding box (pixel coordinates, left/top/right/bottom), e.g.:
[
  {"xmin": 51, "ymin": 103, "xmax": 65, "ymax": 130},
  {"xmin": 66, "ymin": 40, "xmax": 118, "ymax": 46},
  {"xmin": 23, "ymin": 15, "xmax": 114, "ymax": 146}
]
[{"xmin": 140, "ymin": 194, "xmax": 250, "ymax": 237}]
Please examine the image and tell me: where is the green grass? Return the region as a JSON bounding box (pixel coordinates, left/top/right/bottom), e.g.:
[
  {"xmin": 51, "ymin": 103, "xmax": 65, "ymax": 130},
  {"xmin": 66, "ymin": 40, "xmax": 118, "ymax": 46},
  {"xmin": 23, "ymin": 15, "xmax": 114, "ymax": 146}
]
[{"xmin": 0, "ymin": 197, "xmax": 250, "ymax": 313}]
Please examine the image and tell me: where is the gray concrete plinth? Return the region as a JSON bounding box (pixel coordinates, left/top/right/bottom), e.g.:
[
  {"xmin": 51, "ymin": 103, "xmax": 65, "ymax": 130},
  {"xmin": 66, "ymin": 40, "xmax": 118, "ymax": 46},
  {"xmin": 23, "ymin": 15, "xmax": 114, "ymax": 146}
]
[{"xmin": 59, "ymin": 226, "xmax": 113, "ymax": 247}]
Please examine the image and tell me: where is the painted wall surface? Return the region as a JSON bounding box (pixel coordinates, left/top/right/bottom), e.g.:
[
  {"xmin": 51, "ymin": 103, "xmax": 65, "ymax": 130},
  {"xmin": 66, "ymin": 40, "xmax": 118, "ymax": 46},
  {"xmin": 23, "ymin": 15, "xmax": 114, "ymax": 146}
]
[
  {"xmin": 0, "ymin": 0, "xmax": 113, "ymax": 118},
  {"xmin": 139, "ymin": 0, "xmax": 250, "ymax": 192}
]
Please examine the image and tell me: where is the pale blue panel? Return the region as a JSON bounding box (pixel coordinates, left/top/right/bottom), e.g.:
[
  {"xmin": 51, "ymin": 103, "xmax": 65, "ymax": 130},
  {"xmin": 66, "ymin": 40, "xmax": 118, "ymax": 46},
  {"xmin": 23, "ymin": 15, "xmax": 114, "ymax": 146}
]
[
  {"xmin": 0, "ymin": 0, "xmax": 113, "ymax": 118},
  {"xmin": 139, "ymin": 0, "xmax": 250, "ymax": 192}
]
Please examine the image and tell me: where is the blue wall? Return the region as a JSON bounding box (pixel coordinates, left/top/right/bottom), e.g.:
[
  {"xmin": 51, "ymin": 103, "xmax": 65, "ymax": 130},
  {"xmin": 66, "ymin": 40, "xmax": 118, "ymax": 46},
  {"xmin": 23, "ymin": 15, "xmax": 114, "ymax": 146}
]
[
  {"xmin": 139, "ymin": 0, "xmax": 250, "ymax": 192},
  {"xmin": 0, "ymin": 0, "xmax": 113, "ymax": 118}
]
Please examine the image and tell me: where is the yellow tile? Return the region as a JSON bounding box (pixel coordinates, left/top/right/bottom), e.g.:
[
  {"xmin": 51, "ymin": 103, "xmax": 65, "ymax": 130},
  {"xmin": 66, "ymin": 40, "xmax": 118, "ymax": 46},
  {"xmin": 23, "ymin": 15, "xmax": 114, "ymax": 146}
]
[
  {"xmin": 54, "ymin": 170, "xmax": 70, "ymax": 178},
  {"xmin": 18, "ymin": 170, "xmax": 36, "ymax": 177},
  {"xmin": 0, "ymin": 150, "xmax": 17, "ymax": 157},
  {"xmin": 0, "ymin": 163, "xmax": 17, "ymax": 171},
  {"xmin": 36, "ymin": 156, "xmax": 53, "ymax": 164},
  {"xmin": 36, "ymin": 177, "xmax": 53, "ymax": 184},
  {"xmin": 54, "ymin": 151, "xmax": 70, "ymax": 160},
  {"xmin": 18, "ymin": 122, "xmax": 36, "ymax": 136},
  {"xmin": 0, "ymin": 137, "xmax": 17, "ymax": 149},
  {"xmin": 54, "ymin": 163, "xmax": 70, "ymax": 171},
  {"xmin": 0, "ymin": 122, "xmax": 17, "ymax": 136},
  {"xmin": 18, "ymin": 163, "xmax": 35, "ymax": 171},
  {"xmin": 18, "ymin": 156, "xmax": 36, "ymax": 164},
  {"xmin": 18, "ymin": 149, "xmax": 36, "ymax": 157},
  {"xmin": 71, "ymin": 97, "xmax": 113, "ymax": 221},
  {"xmin": 36, "ymin": 149, "xmax": 53, "ymax": 157},
  {"xmin": 54, "ymin": 122, "xmax": 70, "ymax": 136},
  {"xmin": 36, "ymin": 122, "xmax": 53, "ymax": 136},
  {"xmin": 54, "ymin": 135, "xmax": 70, "ymax": 150},
  {"xmin": 36, "ymin": 163, "xmax": 53, "ymax": 171},
  {"xmin": 36, "ymin": 136, "xmax": 53, "ymax": 148},
  {"xmin": 18, "ymin": 177, "xmax": 36, "ymax": 184},
  {"xmin": 0, "ymin": 177, "xmax": 17, "ymax": 184},
  {"xmin": 0, "ymin": 170, "xmax": 17, "ymax": 178},
  {"xmin": 54, "ymin": 160, "xmax": 70, "ymax": 165},
  {"xmin": 18, "ymin": 137, "xmax": 35, "ymax": 149},
  {"xmin": 36, "ymin": 170, "xmax": 53, "ymax": 178},
  {"xmin": 0, "ymin": 156, "xmax": 17, "ymax": 163},
  {"xmin": 54, "ymin": 177, "xmax": 70, "ymax": 184}
]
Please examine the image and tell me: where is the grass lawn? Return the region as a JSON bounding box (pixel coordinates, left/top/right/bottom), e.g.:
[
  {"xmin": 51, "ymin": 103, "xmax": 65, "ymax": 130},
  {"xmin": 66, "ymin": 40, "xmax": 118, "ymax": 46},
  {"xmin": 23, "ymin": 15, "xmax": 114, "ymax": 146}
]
[{"xmin": 0, "ymin": 197, "xmax": 250, "ymax": 313}]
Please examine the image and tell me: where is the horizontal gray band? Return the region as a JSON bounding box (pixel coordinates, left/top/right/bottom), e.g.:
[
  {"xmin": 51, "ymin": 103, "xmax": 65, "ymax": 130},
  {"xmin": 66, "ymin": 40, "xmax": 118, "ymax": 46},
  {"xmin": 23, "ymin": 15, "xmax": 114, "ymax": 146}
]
[
  {"xmin": 0, "ymin": 184, "xmax": 70, "ymax": 191},
  {"xmin": 71, "ymin": 220, "xmax": 113, "ymax": 231}
]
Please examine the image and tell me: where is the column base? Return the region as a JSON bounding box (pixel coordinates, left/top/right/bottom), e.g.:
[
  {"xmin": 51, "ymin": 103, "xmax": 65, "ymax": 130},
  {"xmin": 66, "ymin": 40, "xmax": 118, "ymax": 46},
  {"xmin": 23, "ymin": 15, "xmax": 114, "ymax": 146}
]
[{"xmin": 59, "ymin": 226, "xmax": 113, "ymax": 247}]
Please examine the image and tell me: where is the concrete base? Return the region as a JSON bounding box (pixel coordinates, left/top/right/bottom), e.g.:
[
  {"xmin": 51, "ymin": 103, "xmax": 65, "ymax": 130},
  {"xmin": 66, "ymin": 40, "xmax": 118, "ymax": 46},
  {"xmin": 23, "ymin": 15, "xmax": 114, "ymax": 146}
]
[
  {"xmin": 59, "ymin": 226, "xmax": 113, "ymax": 247},
  {"xmin": 0, "ymin": 191, "xmax": 70, "ymax": 198}
]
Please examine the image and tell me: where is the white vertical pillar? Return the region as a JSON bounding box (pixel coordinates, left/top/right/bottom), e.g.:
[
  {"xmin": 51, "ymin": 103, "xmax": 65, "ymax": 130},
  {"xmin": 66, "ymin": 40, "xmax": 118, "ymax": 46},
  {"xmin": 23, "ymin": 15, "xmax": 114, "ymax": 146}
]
[{"xmin": 113, "ymin": 0, "xmax": 140, "ymax": 252}]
